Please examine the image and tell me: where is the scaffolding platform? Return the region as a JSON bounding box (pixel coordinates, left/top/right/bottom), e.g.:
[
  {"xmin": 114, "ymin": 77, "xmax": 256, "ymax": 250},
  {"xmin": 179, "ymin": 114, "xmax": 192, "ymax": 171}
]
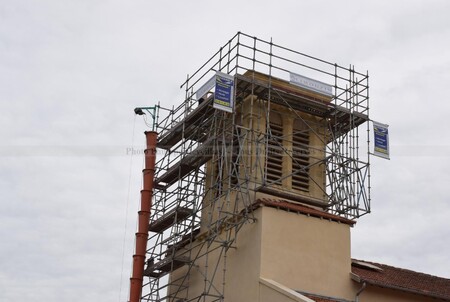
[
  {"xmin": 149, "ymin": 207, "xmax": 194, "ymax": 233},
  {"xmin": 154, "ymin": 137, "xmax": 216, "ymax": 189},
  {"xmin": 157, "ymin": 98, "xmax": 215, "ymax": 150},
  {"xmin": 165, "ymin": 228, "xmax": 201, "ymax": 257},
  {"xmin": 143, "ymin": 255, "xmax": 191, "ymax": 279},
  {"xmin": 328, "ymin": 108, "xmax": 368, "ymax": 139}
]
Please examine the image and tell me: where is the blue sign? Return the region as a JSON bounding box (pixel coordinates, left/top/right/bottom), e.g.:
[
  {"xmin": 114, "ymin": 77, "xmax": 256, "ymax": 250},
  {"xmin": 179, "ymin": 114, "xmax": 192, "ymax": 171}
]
[
  {"xmin": 373, "ymin": 122, "xmax": 390, "ymax": 159},
  {"xmin": 214, "ymin": 72, "xmax": 234, "ymax": 113}
]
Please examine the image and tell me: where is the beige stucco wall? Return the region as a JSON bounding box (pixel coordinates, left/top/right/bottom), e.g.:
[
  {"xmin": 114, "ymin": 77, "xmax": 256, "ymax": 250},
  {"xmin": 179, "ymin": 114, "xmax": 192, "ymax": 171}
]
[
  {"xmin": 259, "ymin": 206, "xmax": 354, "ymax": 301},
  {"xmin": 168, "ymin": 209, "xmax": 263, "ymax": 301},
  {"xmin": 170, "ymin": 205, "xmax": 354, "ymax": 301},
  {"xmin": 222, "ymin": 212, "xmax": 262, "ymax": 301},
  {"xmin": 259, "ymin": 278, "xmax": 315, "ymax": 302}
]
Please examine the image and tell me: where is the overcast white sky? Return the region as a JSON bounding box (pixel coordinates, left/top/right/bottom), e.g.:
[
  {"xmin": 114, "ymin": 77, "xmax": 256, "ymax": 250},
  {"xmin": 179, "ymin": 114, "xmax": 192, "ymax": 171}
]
[{"xmin": 1, "ymin": 1, "xmax": 450, "ymax": 301}]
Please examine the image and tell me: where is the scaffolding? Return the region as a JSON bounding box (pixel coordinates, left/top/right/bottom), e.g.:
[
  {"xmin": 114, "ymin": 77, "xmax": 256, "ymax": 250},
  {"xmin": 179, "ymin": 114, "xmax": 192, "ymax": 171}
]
[{"xmin": 136, "ymin": 32, "xmax": 370, "ymax": 302}]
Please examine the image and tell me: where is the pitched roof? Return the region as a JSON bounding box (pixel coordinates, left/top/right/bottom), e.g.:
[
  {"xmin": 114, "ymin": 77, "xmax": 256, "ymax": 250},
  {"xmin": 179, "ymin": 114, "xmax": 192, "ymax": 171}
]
[
  {"xmin": 351, "ymin": 259, "xmax": 450, "ymax": 301},
  {"xmin": 252, "ymin": 198, "xmax": 356, "ymax": 226}
]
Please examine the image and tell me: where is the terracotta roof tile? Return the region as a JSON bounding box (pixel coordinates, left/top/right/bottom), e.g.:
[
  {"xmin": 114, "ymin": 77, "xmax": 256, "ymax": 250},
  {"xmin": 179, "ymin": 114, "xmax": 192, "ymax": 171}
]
[
  {"xmin": 252, "ymin": 198, "xmax": 356, "ymax": 226},
  {"xmin": 351, "ymin": 259, "xmax": 450, "ymax": 300}
]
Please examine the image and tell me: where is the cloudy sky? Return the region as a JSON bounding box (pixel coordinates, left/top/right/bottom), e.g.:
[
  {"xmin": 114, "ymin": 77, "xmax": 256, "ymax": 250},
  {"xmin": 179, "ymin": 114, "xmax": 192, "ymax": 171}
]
[{"xmin": 1, "ymin": 0, "xmax": 450, "ymax": 301}]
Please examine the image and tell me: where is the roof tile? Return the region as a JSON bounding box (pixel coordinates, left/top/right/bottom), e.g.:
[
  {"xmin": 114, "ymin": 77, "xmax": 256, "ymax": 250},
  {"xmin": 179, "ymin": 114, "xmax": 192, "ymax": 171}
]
[{"xmin": 351, "ymin": 259, "xmax": 450, "ymax": 300}]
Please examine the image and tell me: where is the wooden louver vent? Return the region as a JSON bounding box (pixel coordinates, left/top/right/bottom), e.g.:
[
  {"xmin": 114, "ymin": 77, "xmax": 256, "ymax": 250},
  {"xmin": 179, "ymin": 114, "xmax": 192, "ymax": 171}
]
[
  {"xmin": 292, "ymin": 128, "xmax": 310, "ymax": 192},
  {"xmin": 266, "ymin": 122, "xmax": 283, "ymax": 185}
]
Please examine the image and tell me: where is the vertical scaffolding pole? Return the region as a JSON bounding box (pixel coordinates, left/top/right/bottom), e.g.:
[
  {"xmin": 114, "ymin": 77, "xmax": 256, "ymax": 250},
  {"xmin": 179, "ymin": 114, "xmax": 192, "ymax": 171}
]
[{"xmin": 129, "ymin": 131, "xmax": 158, "ymax": 302}]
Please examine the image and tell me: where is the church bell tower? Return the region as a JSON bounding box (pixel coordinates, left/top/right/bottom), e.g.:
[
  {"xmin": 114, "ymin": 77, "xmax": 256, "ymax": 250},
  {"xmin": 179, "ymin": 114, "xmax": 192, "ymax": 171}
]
[{"xmin": 131, "ymin": 32, "xmax": 370, "ymax": 302}]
